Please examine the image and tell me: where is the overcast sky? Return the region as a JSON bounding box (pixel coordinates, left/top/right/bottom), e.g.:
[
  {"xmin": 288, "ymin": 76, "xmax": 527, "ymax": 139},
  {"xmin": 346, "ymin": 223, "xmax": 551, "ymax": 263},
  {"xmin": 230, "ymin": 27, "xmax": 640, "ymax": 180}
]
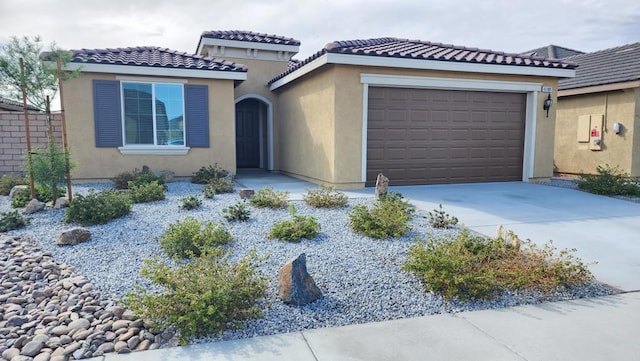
[{"xmin": 1, "ymin": 0, "xmax": 639, "ymax": 60}]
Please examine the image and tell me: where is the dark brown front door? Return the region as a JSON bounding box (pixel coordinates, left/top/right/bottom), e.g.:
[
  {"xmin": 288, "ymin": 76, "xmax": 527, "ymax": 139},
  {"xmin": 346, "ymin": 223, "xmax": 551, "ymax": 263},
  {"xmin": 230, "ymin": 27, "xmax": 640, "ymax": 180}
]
[
  {"xmin": 236, "ymin": 100, "xmax": 260, "ymax": 168},
  {"xmin": 366, "ymin": 87, "xmax": 526, "ymax": 186}
]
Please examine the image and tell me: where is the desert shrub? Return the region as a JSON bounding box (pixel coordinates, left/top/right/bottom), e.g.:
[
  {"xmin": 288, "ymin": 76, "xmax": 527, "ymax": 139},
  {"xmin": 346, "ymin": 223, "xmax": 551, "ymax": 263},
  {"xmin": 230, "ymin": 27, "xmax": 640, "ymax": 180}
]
[
  {"xmin": 112, "ymin": 169, "xmax": 165, "ymax": 190},
  {"xmin": 349, "ymin": 196, "xmax": 414, "ymax": 239},
  {"xmin": 179, "ymin": 195, "xmax": 202, "ymax": 210},
  {"xmin": 577, "ymin": 165, "xmax": 640, "ymax": 196},
  {"xmin": 64, "ymin": 189, "xmax": 131, "ymax": 226},
  {"xmin": 427, "ymin": 204, "xmax": 459, "ymax": 229},
  {"xmin": 250, "ymin": 187, "xmax": 289, "ymax": 209},
  {"xmin": 128, "ymin": 181, "xmax": 166, "ymax": 203},
  {"xmin": 159, "ymin": 216, "xmax": 233, "ymax": 259},
  {"xmin": 404, "ymin": 230, "xmax": 593, "ymax": 301},
  {"xmin": 303, "ymin": 186, "xmax": 348, "ymax": 208},
  {"xmin": 191, "ymin": 164, "xmax": 229, "ymax": 184},
  {"xmin": 27, "ymin": 143, "xmax": 74, "ymax": 202},
  {"xmin": 0, "ymin": 210, "xmax": 30, "ymax": 232},
  {"xmin": 203, "ymin": 177, "xmax": 234, "ymax": 197},
  {"xmin": 222, "ymin": 201, "xmax": 251, "ymax": 222},
  {"xmin": 10, "ymin": 185, "xmax": 65, "ymax": 208},
  {"xmin": 124, "ymin": 247, "xmax": 267, "ymax": 340},
  {"xmin": 378, "ymin": 191, "xmax": 404, "ymax": 203},
  {"xmin": 0, "ymin": 174, "xmax": 25, "ymax": 196},
  {"xmin": 268, "ymin": 204, "xmax": 320, "ymax": 242}
]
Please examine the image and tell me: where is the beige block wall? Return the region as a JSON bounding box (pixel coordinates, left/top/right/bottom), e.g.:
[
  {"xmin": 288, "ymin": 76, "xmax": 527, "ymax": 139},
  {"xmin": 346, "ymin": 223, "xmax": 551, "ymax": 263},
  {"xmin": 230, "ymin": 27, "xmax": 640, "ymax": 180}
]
[
  {"xmin": 309, "ymin": 64, "xmax": 559, "ymax": 187},
  {"xmin": 555, "ymin": 88, "xmax": 638, "ymax": 176},
  {"xmin": 62, "ymin": 72, "xmax": 236, "ymax": 181},
  {"xmin": 274, "ymin": 66, "xmax": 337, "ymax": 184}
]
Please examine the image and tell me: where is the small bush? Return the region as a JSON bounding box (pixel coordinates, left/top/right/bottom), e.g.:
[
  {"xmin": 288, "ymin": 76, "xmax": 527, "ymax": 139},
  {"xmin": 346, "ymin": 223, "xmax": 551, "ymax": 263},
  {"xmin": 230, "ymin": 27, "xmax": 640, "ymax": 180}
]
[
  {"xmin": 427, "ymin": 204, "xmax": 459, "ymax": 229},
  {"xmin": 222, "ymin": 201, "xmax": 251, "ymax": 222},
  {"xmin": 303, "ymin": 186, "xmax": 348, "ymax": 208},
  {"xmin": 191, "ymin": 164, "xmax": 229, "ymax": 184},
  {"xmin": 128, "ymin": 181, "xmax": 166, "ymax": 203},
  {"xmin": 404, "ymin": 230, "xmax": 593, "ymax": 301},
  {"xmin": 268, "ymin": 204, "xmax": 320, "ymax": 242},
  {"xmin": 0, "ymin": 210, "xmax": 30, "ymax": 232},
  {"xmin": 349, "ymin": 196, "xmax": 414, "ymax": 239},
  {"xmin": 250, "ymin": 187, "xmax": 289, "ymax": 209},
  {"xmin": 159, "ymin": 216, "xmax": 233, "ymax": 259},
  {"xmin": 0, "ymin": 174, "xmax": 25, "ymax": 196},
  {"xmin": 577, "ymin": 165, "xmax": 640, "ymax": 196},
  {"xmin": 11, "ymin": 188, "xmax": 31, "ymax": 208},
  {"xmin": 64, "ymin": 189, "xmax": 131, "ymax": 226},
  {"xmin": 112, "ymin": 169, "xmax": 165, "ymax": 190},
  {"xmin": 11, "ymin": 185, "xmax": 65, "ymax": 208},
  {"xmin": 179, "ymin": 195, "xmax": 202, "ymax": 210},
  {"xmin": 124, "ymin": 247, "xmax": 267, "ymax": 340},
  {"xmin": 203, "ymin": 177, "xmax": 234, "ymax": 197}
]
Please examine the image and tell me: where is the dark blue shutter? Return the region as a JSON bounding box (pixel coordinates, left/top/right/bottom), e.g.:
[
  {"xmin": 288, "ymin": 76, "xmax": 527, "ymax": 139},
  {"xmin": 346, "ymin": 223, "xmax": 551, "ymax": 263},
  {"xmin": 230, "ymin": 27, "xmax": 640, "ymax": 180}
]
[
  {"xmin": 184, "ymin": 84, "xmax": 209, "ymax": 147},
  {"xmin": 93, "ymin": 80, "xmax": 123, "ymax": 147}
]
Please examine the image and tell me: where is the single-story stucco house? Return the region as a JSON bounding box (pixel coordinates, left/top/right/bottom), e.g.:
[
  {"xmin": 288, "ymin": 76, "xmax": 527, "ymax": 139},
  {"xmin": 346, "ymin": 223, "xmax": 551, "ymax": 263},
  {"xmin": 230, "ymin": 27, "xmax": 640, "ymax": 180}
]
[
  {"xmin": 60, "ymin": 30, "xmax": 576, "ymax": 188},
  {"xmin": 553, "ymin": 43, "xmax": 640, "ymax": 177}
]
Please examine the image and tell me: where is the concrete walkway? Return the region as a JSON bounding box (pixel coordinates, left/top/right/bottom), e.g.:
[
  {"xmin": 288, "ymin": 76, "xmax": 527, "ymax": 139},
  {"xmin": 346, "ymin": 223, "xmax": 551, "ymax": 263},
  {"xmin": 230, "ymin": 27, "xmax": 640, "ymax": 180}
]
[
  {"xmin": 91, "ymin": 174, "xmax": 640, "ymax": 360},
  {"xmin": 92, "ymin": 292, "xmax": 640, "ymax": 361}
]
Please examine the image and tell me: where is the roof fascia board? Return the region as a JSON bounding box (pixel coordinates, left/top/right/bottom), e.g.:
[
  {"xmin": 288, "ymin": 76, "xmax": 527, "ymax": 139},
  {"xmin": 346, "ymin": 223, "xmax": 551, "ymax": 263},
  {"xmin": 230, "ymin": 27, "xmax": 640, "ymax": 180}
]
[
  {"xmin": 64, "ymin": 62, "xmax": 247, "ymax": 80},
  {"xmin": 198, "ymin": 37, "xmax": 299, "ymax": 54},
  {"xmin": 269, "ymin": 54, "xmax": 329, "ymax": 90},
  {"xmin": 559, "ymin": 81, "xmax": 640, "ymax": 97},
  {"xmin": 360, "ymin": 73, "xmax": 542, "ymax": 92}
]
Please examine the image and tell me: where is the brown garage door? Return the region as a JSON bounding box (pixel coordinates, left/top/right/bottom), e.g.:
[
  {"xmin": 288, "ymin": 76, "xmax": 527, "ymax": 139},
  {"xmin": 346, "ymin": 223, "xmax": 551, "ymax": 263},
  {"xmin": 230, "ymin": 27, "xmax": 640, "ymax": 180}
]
[{"xmin": 366, "ymin": 87, "xmax": 525, "ymax": 186}]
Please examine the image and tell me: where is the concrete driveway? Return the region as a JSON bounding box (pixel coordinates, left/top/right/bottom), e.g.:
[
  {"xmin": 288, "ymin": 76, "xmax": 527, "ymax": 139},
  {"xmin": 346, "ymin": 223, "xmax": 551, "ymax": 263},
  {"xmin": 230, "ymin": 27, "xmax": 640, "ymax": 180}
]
[{"xmin": 390, "ymin": 182, "xmax": 640, "ymax": 292}]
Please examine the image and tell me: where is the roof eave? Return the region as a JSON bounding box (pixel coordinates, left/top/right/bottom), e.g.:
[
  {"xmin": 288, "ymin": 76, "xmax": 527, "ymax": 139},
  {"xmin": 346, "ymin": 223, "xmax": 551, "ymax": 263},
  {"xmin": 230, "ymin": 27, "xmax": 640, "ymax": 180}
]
[
  {"xmin": 63, "ymin": 62, "xmax": 248, "ymax": 81},
  {"xmin": 270, "ymin": 53, "xmax": 576, "ymax": 91},
  {"xmin": 558, "ymin": 80, "xmax": 640, "ymax": 97},
  {"xmin": 197, "ymin": 37, "xmax": 300, "ymax": 56}
]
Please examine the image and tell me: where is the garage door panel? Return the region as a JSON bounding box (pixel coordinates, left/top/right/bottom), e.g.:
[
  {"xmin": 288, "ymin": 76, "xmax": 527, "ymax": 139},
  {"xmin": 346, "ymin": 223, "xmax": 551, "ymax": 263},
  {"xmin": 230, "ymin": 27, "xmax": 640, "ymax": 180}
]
[{"xmin": 367, "ymin": 87, "xmax": 525, "ymax": 186}]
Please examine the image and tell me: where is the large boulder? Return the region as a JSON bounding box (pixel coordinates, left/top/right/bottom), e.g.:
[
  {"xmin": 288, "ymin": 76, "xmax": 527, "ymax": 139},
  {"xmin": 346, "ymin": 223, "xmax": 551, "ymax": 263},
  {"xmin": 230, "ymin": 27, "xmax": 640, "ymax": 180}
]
[
  {"xmin": 9, "ymin": 185, "xmax": 29, "ymax": 199},
  {"xmin": 374, "ymin": 173, "xmax": 389, "ymax": 200},
  {"xmin": 24, "ymin": 198, "xmax": 45, "ymax": 214},
  {"xmin": 56, "ymin": 227, "xmax": 92, "ymax": 246},
  {"xmin": 54, "ymin": 197, "xmax": 69, "ymax": 209},
  {"xmin": 277, "ymin": 253, "xmax": 322, "ymax": 306},
  {"xmin": 238, "ymin": 188, "xmax": 255, "ymax": 199}
]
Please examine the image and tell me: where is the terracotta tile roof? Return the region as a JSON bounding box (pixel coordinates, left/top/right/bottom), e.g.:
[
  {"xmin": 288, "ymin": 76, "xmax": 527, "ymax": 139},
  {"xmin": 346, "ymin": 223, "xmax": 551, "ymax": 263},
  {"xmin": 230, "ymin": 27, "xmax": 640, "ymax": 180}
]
[
  {"xmin": 521, "ymin": 45, "xmax": 585, "ymax": 59},
  {"xmin": 65, "ymin": 46, "xmax": 247, "ymax": 72},
  {"xmin": 200, "ymin": 30, "xmax": 301, "ymax": 46},
  {"xmin": 269, "ymin": 37, "xmax": 576, "ymax": 85},
  {"xmin": 558, "ymin": 43, "xmax": 640, "ymax": 90},
  {"xmin": 0, "ymin": 96, "xmax": 41, "ymax": 112}
]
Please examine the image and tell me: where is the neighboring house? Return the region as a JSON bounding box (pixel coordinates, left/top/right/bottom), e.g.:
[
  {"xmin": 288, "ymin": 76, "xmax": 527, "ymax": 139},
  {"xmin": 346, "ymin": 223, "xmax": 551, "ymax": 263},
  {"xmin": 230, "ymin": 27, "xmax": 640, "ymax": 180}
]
[
  {"xmin": 60, "ymin": 31, "xmax": 576, "ymax": 188},
  {"xmin": 0, "ymin": 96, "xmax": 41, "ymax": 112},
  {"xmin": 521, "ymin": 45, "xmax": 584, "ymax": 59},
  {"xmin": 554, "ymin": 43, "xmax": 640, "ymax": 177}
]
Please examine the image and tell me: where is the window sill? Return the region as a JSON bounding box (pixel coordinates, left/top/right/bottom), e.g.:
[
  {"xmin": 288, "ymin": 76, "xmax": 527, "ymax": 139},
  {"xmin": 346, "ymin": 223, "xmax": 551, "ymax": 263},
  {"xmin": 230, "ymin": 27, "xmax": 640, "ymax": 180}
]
[{"xmin": 118, "ymin": 146, "xmax": 190, "ymax": 155}]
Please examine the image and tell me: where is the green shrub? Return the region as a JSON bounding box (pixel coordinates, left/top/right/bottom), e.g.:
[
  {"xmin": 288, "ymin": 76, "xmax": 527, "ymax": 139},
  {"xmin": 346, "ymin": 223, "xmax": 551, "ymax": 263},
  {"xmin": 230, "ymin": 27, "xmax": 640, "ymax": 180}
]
[
  {"xmin": 10, "ymin": 185, "xmax": 65, "ymax": 208},
  {"xmin": 179, "ymin": 195, "xmax": 202, "ymax": 210},
  {"xmin": 191, "ymin": 164, "xmax": 229, "ymax": 184},
  {"xmin": 0, "ymin": 210, "xmax": 30, "ymax": 232},
  {"xmin": 203, "ymin": 177, "xmax": 234, "ymax": 197},
  {"xmin": 268, "ymin": 204, "xmax": 320, "ymax": 242},
  {"xmin": 112, "ymin": 169, "xmax": 165, "ymax": 190},
  {"xmin": 128, "ymin": 181, "xmax": 166, "ymax": 203},
  {"xmin": 349, "ymin": 197, "xmax": 414, "ymax": 239},
  {"xmin": 577, "ymin": 165, "xmax": 640, "ymax": 196},
  {"xmin": 427, "ymin": 204, "xmax": 459, "ymax": 229},
  {"xmin": 159, "ymin": 216, "xmax": 233, "ymax": 259},
  {"xmin": 64, "ymin": 189, "xmax": 131, "ymax": 226},
  {"xmin": 303, "ymin": 186, "xmax": 348, "ymax": 208},
  {"xmin": 250, "ymin": 187, "xmax": 289, "ymax": 209},
  {"xmin": 403, "ymin": 230, "xmax": 593, "ymax": 301},
  {"xmin": 222, "ymin": 201, "xmax": 251, "ymax": 222},
  {"xmin": 0, "ymin": 174, "xmax": 25, "ymax": 196},
  {"xmin": 124, "ymin": 247, "xmax": 267, "ymax": 340},
  {"xmin": 27, "ymin": 143, "xmax": 74, "ymax": 202}
]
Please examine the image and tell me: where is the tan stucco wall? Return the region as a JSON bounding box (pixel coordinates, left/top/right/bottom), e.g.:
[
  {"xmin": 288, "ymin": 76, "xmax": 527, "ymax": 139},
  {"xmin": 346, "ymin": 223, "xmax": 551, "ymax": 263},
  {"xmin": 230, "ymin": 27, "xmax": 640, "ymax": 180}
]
[
  {"xmin": 555, "ymin": 88, "xmax": 638, "ymax": 176},
  {"xmin": 62, "ymin": 72, "xmax": 236, "ymax": 181},
  {"xmin": 275, "ymin": 63, "xmax": 561, "ymax": 188}
]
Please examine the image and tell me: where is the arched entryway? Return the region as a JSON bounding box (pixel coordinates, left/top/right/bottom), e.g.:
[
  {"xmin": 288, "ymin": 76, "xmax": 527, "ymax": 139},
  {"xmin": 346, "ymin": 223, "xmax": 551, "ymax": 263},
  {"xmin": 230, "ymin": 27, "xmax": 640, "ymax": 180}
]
[{"xmin": 235, "ymin": 96, "xmax": 273, "ymax": 169}]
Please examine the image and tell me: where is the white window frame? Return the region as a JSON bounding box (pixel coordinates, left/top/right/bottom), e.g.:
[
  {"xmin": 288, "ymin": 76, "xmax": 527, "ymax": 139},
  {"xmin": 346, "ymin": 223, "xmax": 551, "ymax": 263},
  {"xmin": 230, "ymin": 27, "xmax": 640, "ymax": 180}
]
[{"xmin": 117, "ymin": 80, "xmax": 190, "ymax": 155}]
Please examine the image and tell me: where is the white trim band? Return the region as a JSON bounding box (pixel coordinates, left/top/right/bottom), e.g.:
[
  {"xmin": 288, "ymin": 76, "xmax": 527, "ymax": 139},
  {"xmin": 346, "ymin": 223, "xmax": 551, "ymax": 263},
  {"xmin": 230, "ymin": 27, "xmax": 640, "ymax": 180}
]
[{"xmin": 118, "ymin": 146, "xmax": 190, "ymax": 155}]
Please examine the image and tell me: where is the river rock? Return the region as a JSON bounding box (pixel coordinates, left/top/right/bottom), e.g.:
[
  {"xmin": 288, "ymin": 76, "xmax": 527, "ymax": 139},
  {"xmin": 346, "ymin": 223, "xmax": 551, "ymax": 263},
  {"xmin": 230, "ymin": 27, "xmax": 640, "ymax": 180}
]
[{"xmin": 277, "ymin": 253, "xmax": 322, "ymax": 306}]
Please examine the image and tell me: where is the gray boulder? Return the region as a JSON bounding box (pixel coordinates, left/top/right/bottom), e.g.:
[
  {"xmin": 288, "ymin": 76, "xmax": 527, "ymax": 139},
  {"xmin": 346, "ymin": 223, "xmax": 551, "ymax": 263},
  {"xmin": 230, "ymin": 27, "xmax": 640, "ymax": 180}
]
[
  {"xmin": 24, "ymin": 198, "xmax": 45, "ymax": 214},
  {"xmin": 375, "ymin": 173, "xmax": 389, "ymax": 200},
  {"xmin": 278, "ymin": 253, "xmax": 322, "ymax": 306},
  {"xmin": 54, "ymin": 197, "xmax": 69, "ymax": 209},
  {"xmin": 9, "ymin": 185, "xmax": 28, "ymax": 199},
  {"xmin": 56, "ymin": 227, "xmax": 91, "ymax": 246},
  {"xmin": 238, "ymin": 188, "xmax": 255, "ymax": 199}
]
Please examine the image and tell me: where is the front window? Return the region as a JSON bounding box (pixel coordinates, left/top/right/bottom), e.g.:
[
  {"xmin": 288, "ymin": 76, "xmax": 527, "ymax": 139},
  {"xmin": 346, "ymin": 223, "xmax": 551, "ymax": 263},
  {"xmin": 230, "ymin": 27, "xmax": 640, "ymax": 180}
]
[{"xmin": 122, "ymin": 82, "xmax": 185, "ymax": 146}]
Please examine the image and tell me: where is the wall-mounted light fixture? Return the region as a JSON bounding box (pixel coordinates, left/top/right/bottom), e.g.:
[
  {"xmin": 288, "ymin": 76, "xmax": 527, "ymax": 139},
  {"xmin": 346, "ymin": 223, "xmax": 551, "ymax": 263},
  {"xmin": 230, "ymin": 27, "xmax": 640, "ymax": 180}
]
[{"xmin": 542, "ymin": 94, "xmax": 553, "ymax": 118}]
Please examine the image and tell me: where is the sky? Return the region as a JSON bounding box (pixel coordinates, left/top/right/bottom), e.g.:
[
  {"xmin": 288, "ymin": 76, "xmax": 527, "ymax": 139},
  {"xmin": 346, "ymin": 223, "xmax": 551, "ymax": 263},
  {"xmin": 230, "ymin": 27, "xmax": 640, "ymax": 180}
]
[{"xmin": 1, "ymin": 0, "xmax": 639, "ymax": 61}]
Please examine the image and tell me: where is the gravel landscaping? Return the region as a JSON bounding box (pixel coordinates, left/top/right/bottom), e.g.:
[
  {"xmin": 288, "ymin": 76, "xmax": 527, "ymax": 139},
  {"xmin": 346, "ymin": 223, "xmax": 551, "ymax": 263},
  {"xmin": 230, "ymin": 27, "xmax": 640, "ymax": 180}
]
[{"xmin": 1, "ymin": 180, "xmax": 614, "ymax": 346}]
